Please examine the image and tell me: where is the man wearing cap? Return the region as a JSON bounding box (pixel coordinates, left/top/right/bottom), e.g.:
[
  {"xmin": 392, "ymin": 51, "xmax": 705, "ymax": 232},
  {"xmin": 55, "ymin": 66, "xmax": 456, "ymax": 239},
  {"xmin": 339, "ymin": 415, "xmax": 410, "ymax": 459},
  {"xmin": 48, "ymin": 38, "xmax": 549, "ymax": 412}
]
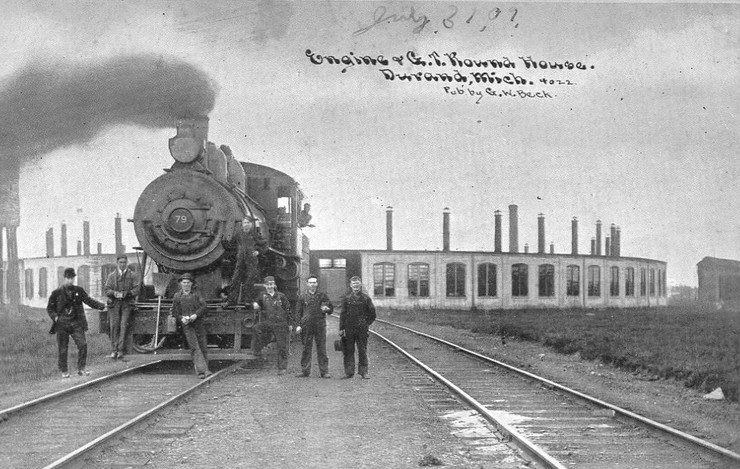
[
  {"xmin": 170, "ymin": 273, "xmax": 212, "ymax": 379},
  {"xmin": 47, "ymin": 267, "xmax": 106, "ymax": 378},
  {"xmin": 252, "ymin": 276, "xmax": 294, "ymax": 375},
  {"xmin": 104, "ymin": 255, "xmax": 140, "ymax": 359},
  {"xmin": 339, "ymin": 276, "xmax": 376, "ymax": 379},
  {"xmin": 295, "ymin": 275, "xmax": 333, "ymax": 378}
]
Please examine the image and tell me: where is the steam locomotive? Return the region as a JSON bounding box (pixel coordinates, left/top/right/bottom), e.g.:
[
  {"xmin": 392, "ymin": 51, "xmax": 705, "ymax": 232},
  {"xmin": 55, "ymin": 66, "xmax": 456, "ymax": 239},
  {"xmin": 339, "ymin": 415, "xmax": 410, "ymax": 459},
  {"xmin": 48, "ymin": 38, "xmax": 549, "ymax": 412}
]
[{"xmin": 109, "ymin": 117, "xmax": 309, "ymax": 358}]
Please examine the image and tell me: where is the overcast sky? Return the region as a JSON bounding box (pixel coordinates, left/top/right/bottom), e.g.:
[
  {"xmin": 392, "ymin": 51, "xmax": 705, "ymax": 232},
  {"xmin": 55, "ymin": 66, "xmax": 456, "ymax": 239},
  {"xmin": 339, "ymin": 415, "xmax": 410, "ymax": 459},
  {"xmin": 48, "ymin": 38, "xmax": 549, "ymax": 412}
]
[{"xmin": 2, "ymin": 1, "xmax": 738, "ymax": 287}]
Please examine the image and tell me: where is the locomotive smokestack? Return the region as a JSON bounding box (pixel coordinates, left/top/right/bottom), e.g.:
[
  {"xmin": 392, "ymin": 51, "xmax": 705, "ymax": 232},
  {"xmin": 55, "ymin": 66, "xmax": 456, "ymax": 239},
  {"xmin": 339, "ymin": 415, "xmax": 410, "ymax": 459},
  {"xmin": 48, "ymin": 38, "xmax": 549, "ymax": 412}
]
[
  {"xmin": 571, "ymin": 217, "xmax": 578, "ymax": 255},
  {"xmin": 61, "ymin": 222, "xmax": 68, "ymax": 257},
  {"xmin": 442, "ymin": 207, "xmax": 451, "ymax": 252},
  {"xmin": 386, "ymin": 206, "xmax": 393, "ymax": 251},
  {"xmin": 46, "ymin": 227, "xmax": 54, "ymax": 258},
  {"xmin": 509, "ymin": 204, "xmax": 519, "ymax": 253},
  {"xmin": 596, "ymin": 220, "xmax": 602, "ymax": 256},
  {"xmin": 83, "ymin": 220, "xmax": 90, "ymax": 256},
  {"xmin": 494, "ymin": 210, "xmax": 502, "ymax": 253},
  {"xmin": 170, "ymin": 116, "xmax": 209, "ymax": 163},
  {"xmin": 115, "ymin": 213, "xmax": 124, "ymax": 255},
  {"xmin": 537, "ymin": 213, "xmax": 545, "ymax": 254}
]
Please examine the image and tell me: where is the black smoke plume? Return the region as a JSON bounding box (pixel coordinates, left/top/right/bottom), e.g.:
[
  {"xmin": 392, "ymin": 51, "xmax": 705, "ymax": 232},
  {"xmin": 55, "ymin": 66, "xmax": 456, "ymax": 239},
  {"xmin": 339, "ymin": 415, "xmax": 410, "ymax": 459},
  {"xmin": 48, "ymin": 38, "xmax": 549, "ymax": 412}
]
[{"xmin": 0, "ymin": 54, "xmax": 217, "ymax": 169}]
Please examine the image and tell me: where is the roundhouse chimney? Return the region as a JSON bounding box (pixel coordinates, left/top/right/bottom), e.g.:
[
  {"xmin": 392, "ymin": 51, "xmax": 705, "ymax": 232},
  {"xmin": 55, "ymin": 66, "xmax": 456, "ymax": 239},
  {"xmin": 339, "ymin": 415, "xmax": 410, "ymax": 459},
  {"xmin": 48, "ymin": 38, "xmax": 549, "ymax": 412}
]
[
  {"xmin": 442, "ymin": 207, "xmax": 450, "ymax": 252},
  {"xmin": 605, "ymin": 237, "xmax": 611, "ymax": 257},
  {"xmin": 571, "ymin": 217, "xmax": 578, "ymax": 255},
  {"xmin": 596, "ymin": 220, "xmax": 602, "ymax": 256},
  {"xmin": 610, "ymin": 224, "xmax": 617, "ymax": 257},
  {"xmin": 97, "ymin": 242, "xmax": 102, "ymax": 255},
  {"xmin": 494, "ymin": 210, "xmax": 502, "ymax": 253},
  {"xmin": 508, "ymin": 204, "xmax": 519, "ymax": 253},
  {"xmin": 550, "ymin": 242, "xmax": 555, "ymax": 254},
  {"xmin": 386, "ymin": 206, "xmax": 393, "ymax": 251},
  {"xmin": 537, "ymin": 213, "xmax": 545, "ymax": 254},
  {"xmin": 61, "ymin": 222, "xmax": 68, "ymax": 257},
  {"xmin": 616, "ymin": 226, "xmax": 621, "ymax": 257},
  {"xmin": 590, "ymin": 237, "xmax": 595, "ymax": 255},
  {"xmin": 115, "ymin": 213, "xmax": 124, "ymax": 255},
  {"xmin": 524, "ymin": 242, "xmax": 529, "ymax": 254},
  {"xmin": 77, "ymin": 239, "xmax": 82, "ymax": 256},
  {"xmin": 46, "ymin": 227, "xmax": 54, "ymax": 258},
  {"xmin": 83, "ymin": 220, "xmax": 90, "ymax": 256}
]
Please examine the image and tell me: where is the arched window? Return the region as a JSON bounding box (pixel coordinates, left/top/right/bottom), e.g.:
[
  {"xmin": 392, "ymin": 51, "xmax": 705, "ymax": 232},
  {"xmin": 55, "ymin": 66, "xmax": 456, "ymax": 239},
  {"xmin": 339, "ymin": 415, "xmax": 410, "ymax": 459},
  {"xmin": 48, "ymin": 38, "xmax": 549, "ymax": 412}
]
[
  {"xmin": 373, "ymin": 263, "xmax": 395, "ymax": 297},
  {"xmin": 587, "ymin": 265, "xmax": 601, "ymax": 297},
  {"xmin": 625, "ymin": 268, "xmax": 635, "ymax": 296},
  {"xmin": 408, "ymin": 263, "xmax": 430, "ymax": 297},
  {"xmin": 511, "ymin": 263, "xmax": 528, "ymax": 297},
  {"xmin": 39, "ymin": 267, "xmax": 48, "ymax": 298},
  {"xmin": 78, "ymin": 265, "xmax": 91, "ymax": 292},
  {"xmin": 566, "ymin": 265, "xmax": 580, "ymax": 296},
  {"xmin": 538, "ymin": 264, "xmax": 554, "ymax": 297},
  {"xmin": 446, "ymin": 263, "xmax": 466, "ymax": 297},
  {"xmin": 477, "ymin": 263, "xmax": 497, "ymax": 297},
  {"xmin": 57, "ymin": 266, "xmax": 66, "ymax": 288},
  {"xmin": 610, "ymin": 266, "xmax": 620, "ymax": 297},
  {"xmin": 25, "ymin": 269, "xmax": 34, "ymax": 299}
]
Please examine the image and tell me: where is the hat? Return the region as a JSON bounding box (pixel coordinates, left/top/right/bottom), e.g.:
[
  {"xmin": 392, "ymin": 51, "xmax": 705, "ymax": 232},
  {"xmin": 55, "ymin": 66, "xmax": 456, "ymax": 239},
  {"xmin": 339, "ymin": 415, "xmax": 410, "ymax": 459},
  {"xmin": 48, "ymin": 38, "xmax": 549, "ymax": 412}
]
[
  {"xmin": 263, "ymin": 276, "xmax": 276, "ymax": 283},
  {"xmin": 349, "ymin": 276, "xmax": 361, "ymax": 282},
  {"xmin": 178, "ymin": 273, "xmax": 194, "ymax": 282},
  {"xmin": 63, "ymin": 267, "xmax": 76, "ymax": 278}
]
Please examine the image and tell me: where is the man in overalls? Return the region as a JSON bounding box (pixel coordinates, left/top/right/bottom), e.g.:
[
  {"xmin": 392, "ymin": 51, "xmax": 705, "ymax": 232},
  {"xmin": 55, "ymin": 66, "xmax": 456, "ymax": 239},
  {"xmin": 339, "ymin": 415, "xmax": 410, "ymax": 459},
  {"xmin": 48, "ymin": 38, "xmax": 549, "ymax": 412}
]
[{"xmin": 252, "ymin": 276, "xmax": 294, "ymax": 375}]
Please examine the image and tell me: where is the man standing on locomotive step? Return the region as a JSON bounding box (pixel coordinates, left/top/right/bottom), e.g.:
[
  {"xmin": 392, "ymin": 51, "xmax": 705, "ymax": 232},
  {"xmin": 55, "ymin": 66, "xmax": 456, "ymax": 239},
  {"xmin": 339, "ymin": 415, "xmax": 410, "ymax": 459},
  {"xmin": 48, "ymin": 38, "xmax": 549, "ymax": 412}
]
[
  {"xmin": 47, "ymin": 267, "xmax": 107, "ymax": 378},
  {"xmin": 253, "ymin": 276, "xmax": 294, "ymax": 375},
  {"xmin": 339, "ymin": 276, "xmax": 376, "ymax": 379},
  {"xmin": 104, "ymin": 255, "xmax": 140, "ymax": 359},
  {"xmin": 295, "ymin": 275, "xmax": 334, "ymax": 378}
]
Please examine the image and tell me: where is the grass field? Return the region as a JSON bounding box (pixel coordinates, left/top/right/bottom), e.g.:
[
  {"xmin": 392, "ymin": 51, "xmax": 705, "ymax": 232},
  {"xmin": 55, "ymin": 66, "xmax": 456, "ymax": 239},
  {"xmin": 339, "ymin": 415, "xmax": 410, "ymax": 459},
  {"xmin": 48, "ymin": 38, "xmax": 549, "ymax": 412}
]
[
  {"xmin": 389, "ymin": 306, "xmax": 740, "ymax": 402},
  {"xmin": 0, "ymin": 306, "xmax": 110, "ymax": 389}
]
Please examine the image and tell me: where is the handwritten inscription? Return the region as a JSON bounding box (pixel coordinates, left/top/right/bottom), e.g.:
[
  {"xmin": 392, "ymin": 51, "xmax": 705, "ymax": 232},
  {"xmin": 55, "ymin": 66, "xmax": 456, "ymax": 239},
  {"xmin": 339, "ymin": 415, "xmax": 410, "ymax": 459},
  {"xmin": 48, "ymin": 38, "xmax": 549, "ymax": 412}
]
[
  {"xmin": 306, "ymin": 49, "xmax": 594, "ymax": 102},
  {"xmin": 353, "ymin": 5, "xmax": 520, "ymax": 36}
]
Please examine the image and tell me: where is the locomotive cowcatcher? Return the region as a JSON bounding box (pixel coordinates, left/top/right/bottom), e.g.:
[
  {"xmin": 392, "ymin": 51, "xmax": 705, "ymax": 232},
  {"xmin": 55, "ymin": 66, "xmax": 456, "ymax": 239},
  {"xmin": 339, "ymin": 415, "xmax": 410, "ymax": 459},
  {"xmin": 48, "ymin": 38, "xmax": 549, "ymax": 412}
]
[{"xmin": 101, "ymin": 116, "xmax": 310, "ymax": 359}]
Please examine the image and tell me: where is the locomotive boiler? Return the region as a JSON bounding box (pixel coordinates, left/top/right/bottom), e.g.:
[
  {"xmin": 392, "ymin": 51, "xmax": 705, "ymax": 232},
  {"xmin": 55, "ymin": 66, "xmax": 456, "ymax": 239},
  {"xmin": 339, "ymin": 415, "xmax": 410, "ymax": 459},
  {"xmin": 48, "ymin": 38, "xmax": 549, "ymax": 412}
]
[{"xmin": 117, "ymin": 116, "xmax": 309, "ymax": 358}]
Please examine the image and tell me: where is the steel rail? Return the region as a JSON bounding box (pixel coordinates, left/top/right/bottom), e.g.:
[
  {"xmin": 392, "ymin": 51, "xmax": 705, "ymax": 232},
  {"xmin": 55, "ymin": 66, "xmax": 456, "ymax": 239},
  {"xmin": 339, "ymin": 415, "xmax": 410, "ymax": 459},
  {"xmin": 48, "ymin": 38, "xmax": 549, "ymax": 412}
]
[
  {"xmin": 0, "ymin": 361, "xmax": 162, "ymax": 421},
  {"xmin": 42, "ymin": 361, "xmax": 242, "ymax": 469},
  {"xmin": 376, "ymin": 318, "xmax": 740, "ymax": 465},
  {"xmin": 370, "ymin": 328, "xmax": 567, "ymax": 469}
]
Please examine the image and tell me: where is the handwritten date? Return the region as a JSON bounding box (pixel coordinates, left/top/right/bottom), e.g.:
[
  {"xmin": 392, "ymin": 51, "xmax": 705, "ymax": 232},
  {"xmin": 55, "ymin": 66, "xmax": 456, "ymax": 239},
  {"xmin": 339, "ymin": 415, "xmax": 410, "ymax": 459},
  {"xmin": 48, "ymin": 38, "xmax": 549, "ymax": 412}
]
[{"xmin": 353, "ymin": 5, "xmax": 519, "ymax": 37}]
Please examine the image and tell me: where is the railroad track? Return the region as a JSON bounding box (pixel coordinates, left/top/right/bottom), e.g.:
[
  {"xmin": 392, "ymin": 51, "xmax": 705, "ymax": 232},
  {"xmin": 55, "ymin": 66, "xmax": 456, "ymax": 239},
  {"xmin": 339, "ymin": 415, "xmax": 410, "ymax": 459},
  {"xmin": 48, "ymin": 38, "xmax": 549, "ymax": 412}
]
[
  {"xmin": 0, "ymin": 360, "xmax": 239, "ymax": 469},
  {"xmin": 371, "ymin": 319, "xmax": 740, "ymax": 469}
]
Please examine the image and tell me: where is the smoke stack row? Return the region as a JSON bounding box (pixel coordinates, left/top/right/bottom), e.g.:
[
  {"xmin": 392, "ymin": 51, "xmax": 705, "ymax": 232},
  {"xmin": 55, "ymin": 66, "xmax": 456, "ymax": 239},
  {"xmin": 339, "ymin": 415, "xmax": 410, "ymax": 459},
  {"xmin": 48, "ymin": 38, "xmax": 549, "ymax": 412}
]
[{"xmin": 386, "ymin": 207, "xmax": 393, "ymax": 251}]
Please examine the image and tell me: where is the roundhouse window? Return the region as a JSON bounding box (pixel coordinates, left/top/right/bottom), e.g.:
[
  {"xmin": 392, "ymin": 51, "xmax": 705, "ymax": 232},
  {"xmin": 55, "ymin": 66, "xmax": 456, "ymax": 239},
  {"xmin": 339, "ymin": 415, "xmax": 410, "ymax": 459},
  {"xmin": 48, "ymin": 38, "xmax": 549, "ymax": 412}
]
[
  {"xmin": 640, "ymin": 268, "xmax": 647, "ymax": 296},
  {"xmin": 373, "ymin": 263, "xmax": 395, "ymax": 297},
  {"xmin": 566, "ymin": 265, "xmax": 580, "ymax": 296},
  {"xmin": 25, "ymin": 269, "xmax": 34, "ymax": 300},
  {"xmin": 610, "ymin": 266, "xmax": 620, "ymax": 297},
  {"xmin": 649, "ymin": 269, "xmax": 656, "ymax": 296},
  {"xmin": 587, "ymin": 265, "xmax": 601, "ymax": 297},
  {"xmin": 625, "ymin": 267, "xmax": 635, "ymax": 296},
  {"xmin": 477, "ymin": 263, "xmax": 497, "ymax": 297},
  {"xmin": 511, "ymin": 263, "xmax": 528, "ymax": 297},
  {"xmin": 39, "ymin": 267, "xmax": 48, "ymax": 298},
  {"xmin": 538, "ymin": 264, "xmax": 554, "ymax": 297},
  {"xmin": 446, "ymin": 263, "xmax": 466, "ymax": 297},
  {"xmin": 408, "ymin": 263, "xmax": 430, "ymax": 297}
]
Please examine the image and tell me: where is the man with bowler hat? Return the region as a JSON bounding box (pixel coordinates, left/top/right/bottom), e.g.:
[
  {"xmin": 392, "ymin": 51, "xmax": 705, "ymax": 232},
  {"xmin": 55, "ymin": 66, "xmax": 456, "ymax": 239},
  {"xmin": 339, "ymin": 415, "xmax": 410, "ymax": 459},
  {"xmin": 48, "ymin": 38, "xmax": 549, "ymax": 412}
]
[
  {"xmin": 47, "ymin": 267, "xmax": 106, "ymax": 378},
  {"xmin": 170, "ymin": 273, "xmax": 212, "ymax": 378},
  {"xmin": 295, "ymin": 275, "xmax": 334, "ymax": 378},
  {"xmin": 339, "ymin": 276, "xmax": 376, "ymax": 379},
  {"xmin": 253, "ymin": 276, "xmax": 294, "ymax": 375},
  {"xmin": 104, "ymin": 255, "xmax": 140, "ymax": 359}
]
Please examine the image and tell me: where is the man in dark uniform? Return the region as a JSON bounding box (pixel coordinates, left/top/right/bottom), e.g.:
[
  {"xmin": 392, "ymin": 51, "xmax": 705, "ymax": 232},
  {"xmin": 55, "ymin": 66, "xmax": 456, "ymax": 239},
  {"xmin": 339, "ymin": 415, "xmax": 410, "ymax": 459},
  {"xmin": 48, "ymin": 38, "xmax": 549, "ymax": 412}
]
[
  {"xmin": 295, "ymin": 275, "xmax": 333, "ymax": 378},
  {"xmin": 104, "ymin": 255, "xmax": 140, "ymax": 359},
  {"xmin": 47, "ymin": 267, "xmax": 106, "ymax": 378},
  {"xmin": 253, "ymin": 276, "xmax": 294, "ymax": 375},
  {"xmin": 226, "ymin": 218, "xmax": 266, "ymax": 306},
  {"xmin": 339, "ymin": 276, "xmax": 376, "ymax": 379}
]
